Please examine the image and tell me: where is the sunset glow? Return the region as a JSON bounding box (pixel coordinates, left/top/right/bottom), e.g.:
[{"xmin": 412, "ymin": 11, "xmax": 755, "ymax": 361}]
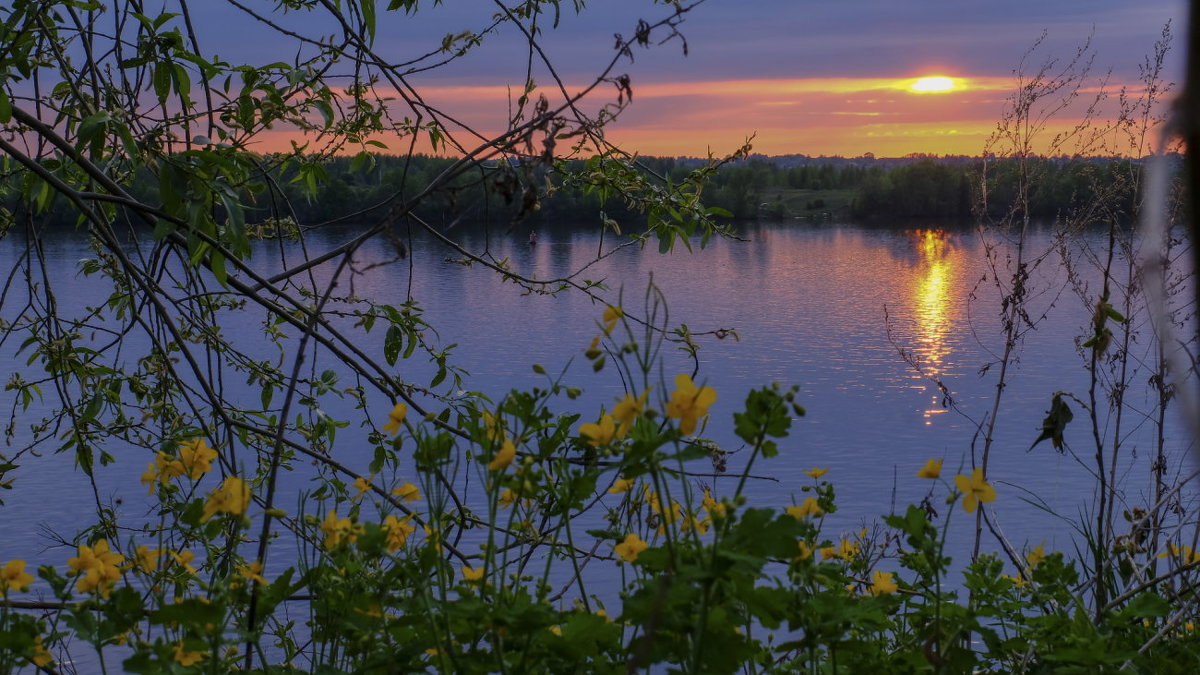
[
  {"xmin": 243, "ymin": 72, "xmax": 1152, "ymax": 158},
  {"xmin": 909, "ymin": 76, "xmax": 957, "ymax": 93}
]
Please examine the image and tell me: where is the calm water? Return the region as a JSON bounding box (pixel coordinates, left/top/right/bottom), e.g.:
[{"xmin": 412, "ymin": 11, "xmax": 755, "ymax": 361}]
[{"xmin": 1, "ymin": 220, "xmax": 1194, "ymax": 592}]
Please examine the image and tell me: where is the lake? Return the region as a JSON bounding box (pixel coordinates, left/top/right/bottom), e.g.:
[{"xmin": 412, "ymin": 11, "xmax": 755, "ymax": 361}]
[{"xmin": 1, "ymin": 218, "xmax": 1193, "ymax": 605}]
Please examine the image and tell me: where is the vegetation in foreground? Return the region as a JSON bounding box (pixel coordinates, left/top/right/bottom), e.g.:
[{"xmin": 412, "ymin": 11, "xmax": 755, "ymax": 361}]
[{"xmin": 0, "ymin": 1, "xmax": 1196, "ymax": 673}]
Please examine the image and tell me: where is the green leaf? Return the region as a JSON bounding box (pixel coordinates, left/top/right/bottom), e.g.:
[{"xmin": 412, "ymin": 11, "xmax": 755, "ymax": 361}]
[
  {"xmin": 384, "ymin": 325, "xmax": 402, "ymax": 365},
  {"xmin": 1030, "ymin": 392, "xmax": 1073, "ymax": 451}
]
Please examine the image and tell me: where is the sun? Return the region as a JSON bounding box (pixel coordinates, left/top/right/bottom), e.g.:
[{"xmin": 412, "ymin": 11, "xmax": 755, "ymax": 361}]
[{"xmin": 909, "ymin": 76, "xmax": 957, "ymax": 93}]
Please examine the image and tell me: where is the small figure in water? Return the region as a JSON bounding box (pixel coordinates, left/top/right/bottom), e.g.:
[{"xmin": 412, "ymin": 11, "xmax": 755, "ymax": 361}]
[{"xmin": 528, "ymin": 230, "xmax": 538, "ymax": 245}]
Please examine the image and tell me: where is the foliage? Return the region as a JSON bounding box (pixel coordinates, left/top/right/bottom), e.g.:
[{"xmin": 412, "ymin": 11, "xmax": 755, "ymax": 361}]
[{"xmin": 0, "ymin": 2, "xmax": 1197, "ymax": 674}]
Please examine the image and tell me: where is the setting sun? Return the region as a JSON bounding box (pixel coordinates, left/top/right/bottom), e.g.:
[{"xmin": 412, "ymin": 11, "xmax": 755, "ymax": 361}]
[{"xmin": 909, "ymin": 76, "xmax": 956, "ymax": 93}]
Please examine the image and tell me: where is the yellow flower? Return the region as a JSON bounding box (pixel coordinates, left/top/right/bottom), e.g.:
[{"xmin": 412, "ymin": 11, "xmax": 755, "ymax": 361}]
[
  {"xmin": 320, "ymin": 509, "xmax": 357, "ymax": 550},
  {"xmin": 140, "ymin": 451, "xmax": 185, "ymax": 493},
  {"xmin": 702, "ymin": 489, "xmax": 727, "ymax": 518},
  {"xmin": 804, "ymin": 467, "xmax": 829, "ymax": 479},
  {"xmin": 424, "ymin": 524, "xmax": 442, "ymax": 553},
  {"xmin": 169, "ymin": 550, "xmax": 198, "ymax": 576},
  {"xmin": 612, "ymin": 389, "xmax": 649, "ymax": 437},
  {"xmin": 1002, "ymin": 573, "xmax": 1028, "ymax": 588},
  {"xmin": 796, "ymin": 541, "xmax": 814, "ymax": 561},
  {"xmin": 488, "ymin": 440, "xmax": 517, "ymax": 471},
  {"xmin": 383, "ymin": 515, "xmax": 416, "ymax": 552},
  {"xmin": 134, "ymin": 545, "xmax": 161, "ymax": 574},
  {"xmin": 178, "ymin": 438, "xmax": 217, "ymax": 479},
  {"xmin": 391, "ymin": 482, "xmax": 422, "ymax": 502},
  {"xmin": 30, "ymin": 635, "xmax": 53, "ymax": 667},
  {"xmin": 786, "ymin": 497, "xmax": 822, "ymax": 519},
  {"xmin": 383, "ymin": 402, "xmax": 407, "ymax": 435},
  {"xmin": 498, "ymin": 488, "xmax": 517, "ymax": 508},
  {"xmin": 602, "ymin": 305, "xmax": 623, "ymax": 335},
  {"xmin": 0, "ymin": 559, "xmax": 34, "ymax": 593},
  {"xmin": 549, "ymin": 625, "xmax": 563, "ymax": 636},
  {"xmin": 820, "ymin": 538, "xmax": 860, "ymax": 561},
  {"xmin": 1026, "ymin": 543, "xmax": 1046, "ymax": 569},
  {"xmin": 608, "ymin": 478, "xmax": 635, "ymax": 494},
  {"xmin": 352, "ymin": 475, "xmax": 374, "ymax": 500},
  {"xmin": 238, "ymin": 560, "xmax": 268, "ymax": 586},
  {"xmin": 666, "ymin": 374, "xmax": 717, "ymax": 436},
  {"xmin": 173, "ymin": 642, "xmax": 205, "ymax": 667},
  {"xmin": 67, "ymin": 540, "xmax": 124, "ymax": 597},
  {"xmin": 201, "ymin": 476, "xmax": 250, "ymax": 522},
  {"xmin": 482, "ymin": 410, "xmax": 505, "ymax": 443},
  {"xmin": 461, "ymin": 565, "xmax": 485, "ymax": 582},
  {"xmin": 683, "ymin": 514, "xmax": 710, "ymax": 535},
  {"xmin": 579, "ymin": 414, "xmax": 618, "ymax": 447},
  {"xmin": 954, "ymin": 468, "xmax": 997, "ymax": 513},
  {"xmin": 614, "ymin": 533, "xmax": 649, "ymax": 562},
  {"xmin": 1158, "ymin": 543, "xmax": 1200, "ymax": 565},
  {"xmin": 917, "ymin": 458, "xmax": 943, "ymax": 479},
  {"xmin": 869, "ymin": 570, "xmax": 898, "ymax": 595}
]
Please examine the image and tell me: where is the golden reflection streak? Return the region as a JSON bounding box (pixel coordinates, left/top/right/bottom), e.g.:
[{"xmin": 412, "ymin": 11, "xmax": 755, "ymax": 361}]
[{"xmin": 912, "ymin": 229, "xmax": 952, "ymax": 424}]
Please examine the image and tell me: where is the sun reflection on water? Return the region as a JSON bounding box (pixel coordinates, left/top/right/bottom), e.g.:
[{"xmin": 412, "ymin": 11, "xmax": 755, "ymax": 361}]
[{"xmin": 912, "ymin": 229, "xmax": 953, "ymax": 424}]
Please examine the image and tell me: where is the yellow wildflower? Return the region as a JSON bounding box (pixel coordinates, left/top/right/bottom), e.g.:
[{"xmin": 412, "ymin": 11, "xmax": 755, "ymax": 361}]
[
  {"xmin": 424, "ymin": 524, "xmax": 442, "ymax": 553},
  {"xmin": 549, "ymin": 625, "xmax": 563, "ymax": 636},
  {"xmin": 178, "ymin": 438, "xmax": 217, "ymax": 479},
  {"xmin": 666, "ymin": 373, "xmax": 717, "ymax": 436},
  {"xmin": 498, "ymin": 488, "xmax": 517, "ymax": 508},
  {"xmin": 579, "ymin": 414, "xmax": 618, "ymax": 447},
  {"xmin": 320, "ymin": 509, "xmax": 357, "ymax": 550},
  {"xmin": 869, "ymin": 570, "xmax": 898, "ymax": 595},
  {"xmin": 1002, "ymin": 573, "xmax": 1028, "ymax": 588},
  {"xmin": 67, "ymin": 540, "xmax": 124, "ymax": 597},
  {"xmin": 0, "ymin": 559, "xmax": 34, "ymax": 593},
  {"xmin": 30, "ymin": 635, "xmax": 52, "ymax": 667},
  {"xmin": 169, "ymin": 550, "xmax": 198, "ymax": 576},
  {"xmin": 238, "ymin": 560, "xmax": 268, "ymax": 586},
  {"xmin": 134, "ymin": 545, "xmax": 161, "ymax": 574},
  {"xmin": 954, "ymin": 468, "xmax": 997, "ymax": 513},
  {"xmin": 482, "ymin": 410, "xmax": 505, "ymax": 443},
  {"xmin": 383, "ymin": 402, "xmax": 407, "ymax": 434},
  {"xmin": 683, "ymin": 514, "xmax": 710, "ymax": 535},
  {"xmin": 796, "ymin": 541, "xmax": 814, "ymax": 561},
  {"xmin": 488, "ymin": 440, "xmax": 517, "ymax": 471},
  {"xmin": 461, "ymin": 565, "xmax": 485, "ymax": 582},
  {"xmin": 804, "ymin": 467, "xmax": 829, "ymax": 479},
  {"xmin": 820, "ymin": 538, "xmax": 859, "ymax": 561},
  {"xmin": 608, "ymin": 478, "xmax": 635, "ymax": 494},
  {"xmin": 917, "ymin": 458, "xmax": 943, "ymax": 479},
  {"xmin": 612, "ymin": 389, "xmax": 649, "ymax": 437},
  {"xmin": 702, "ymin": 489, "xmax": 727, "ymax": 518},
  {"xmin": 1026, "ymin": 543, "xmax": 1046, "ymax": 569},
  {"xmin": 383, "ymin": 515, "xmax": 416, "ymax": 553},
  {"xmin": 201, "ymin": 476, "xmax": 250, "ymax": 522},
  {"xmin": 786, "ymin": 497, "xmax": 822, "ymax": 520},
  {"xmin": 614, "ymin": 533, "xmax": 649, "ymax": 562},
  {"xmin": 140, "ymin": 451, "xmax": 185, "ymax": 493},
  {"xmin": 352, "ymin": 475, "xmax": 374, "ymax": 500},
  {"xmin": 173, "ymin": 642, "xmax": 205, "ymax": 667},
  {"xmin": 392, "ymin": 482, "xmax": 422, "ymax": 502},
  {"xmin": 602, "ymin": 305, "xmax": 623, "ymax": 335}
]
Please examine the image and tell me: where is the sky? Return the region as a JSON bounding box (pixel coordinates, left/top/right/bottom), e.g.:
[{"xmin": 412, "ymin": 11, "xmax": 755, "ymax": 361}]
[{"xmin": 192, "ymin": 0, "xmax": 1187, "ymax": 158}]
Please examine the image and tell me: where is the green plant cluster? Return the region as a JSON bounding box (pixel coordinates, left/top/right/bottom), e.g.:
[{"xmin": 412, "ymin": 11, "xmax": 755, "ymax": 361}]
[{"xmin": 3, "ymin": 301, "xmax": 1200, "ymax": 673}]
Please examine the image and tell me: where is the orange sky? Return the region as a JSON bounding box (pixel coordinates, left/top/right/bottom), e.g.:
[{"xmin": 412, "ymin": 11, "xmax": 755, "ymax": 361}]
[{"xmin": 247, "ymin": 73, "xmax": 1157, "ymax": 159}]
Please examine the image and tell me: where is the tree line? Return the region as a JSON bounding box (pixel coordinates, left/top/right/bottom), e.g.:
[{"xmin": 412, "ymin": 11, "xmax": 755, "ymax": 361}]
[{"xmin": 3, "ymin": 152, "xmax": 1160, "ymax": 230}]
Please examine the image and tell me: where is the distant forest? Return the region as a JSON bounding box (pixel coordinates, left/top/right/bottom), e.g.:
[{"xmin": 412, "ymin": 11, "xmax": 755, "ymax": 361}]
[{"xmin": 5, "ymin": 152, "xmax": 1161, "ymax": 231}]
